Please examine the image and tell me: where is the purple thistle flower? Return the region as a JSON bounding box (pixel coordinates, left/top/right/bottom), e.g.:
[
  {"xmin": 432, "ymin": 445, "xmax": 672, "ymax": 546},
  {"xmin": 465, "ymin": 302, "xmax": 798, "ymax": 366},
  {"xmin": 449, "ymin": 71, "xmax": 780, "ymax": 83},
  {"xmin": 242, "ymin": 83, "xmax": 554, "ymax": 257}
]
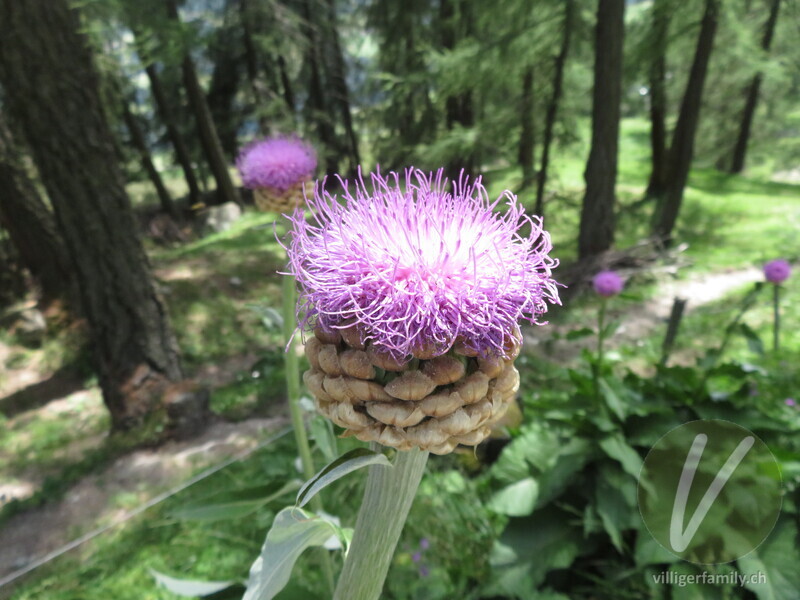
[
  {"xmin": 786, "ymin": 398, "xmax": 797, "ymax": 407},
  {"xmin": 592, "ymin": 270, "xmax": 624, "ymax": 297},
  {"xmin": 763, "ymin": 259, "xmax": 791, "ymax": 284},
  {"xmin": 236, "ymin": 135, "xmax": 317, "ymax": 191},
  {"xmin": 285, "ymin": 168, "xmax": 560, "ymax": 360},
  {"xmin": 411, "ymin": 551, "xmax": 422, "ymax": 563}
]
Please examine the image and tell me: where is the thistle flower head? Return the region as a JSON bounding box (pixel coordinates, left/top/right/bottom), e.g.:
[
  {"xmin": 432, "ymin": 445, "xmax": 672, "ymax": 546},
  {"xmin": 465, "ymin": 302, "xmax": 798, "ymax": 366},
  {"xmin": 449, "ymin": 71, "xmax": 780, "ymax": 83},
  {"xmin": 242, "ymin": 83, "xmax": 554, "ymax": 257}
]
[
  {"xmin": 286, "ymin": 168, "xmax": 560, "ymax": 360},
  {"xmin": 593, "ymin": 270, "xmax": 624, "ymax": 297},
  {"xmin": 236, "ymin": 135, "xmax": 317, "ymax": 191},
  {"xmin": 763, "ymin": 259, "xmax": 791, "ymax": 284}
]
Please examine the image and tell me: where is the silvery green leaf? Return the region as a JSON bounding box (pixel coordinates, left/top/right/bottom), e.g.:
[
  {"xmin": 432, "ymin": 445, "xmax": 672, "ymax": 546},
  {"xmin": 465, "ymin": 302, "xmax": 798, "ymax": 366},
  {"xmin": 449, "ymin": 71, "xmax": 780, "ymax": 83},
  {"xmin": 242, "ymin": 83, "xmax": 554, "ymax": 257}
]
[
  {"xmin": 149, "ymin": 569, "xmax": 236, "ymax": 597},
  {"xmin": 243, "ymin": 508, "xmax": 338, "ymax": 600},
  {"xmin": 169, "ymin": 480, "xmax": 300, "ymax": 522},
  {"xmin": 309, "ymin": 415, "xmax": 338, "ymax": 463},
  {"xmin": 488, "ymin": 477, "xmax": 539, "ymax": 516},
  {"xmin": 296, "ymin": 448, "xmax": 391, "ymax": 508}
]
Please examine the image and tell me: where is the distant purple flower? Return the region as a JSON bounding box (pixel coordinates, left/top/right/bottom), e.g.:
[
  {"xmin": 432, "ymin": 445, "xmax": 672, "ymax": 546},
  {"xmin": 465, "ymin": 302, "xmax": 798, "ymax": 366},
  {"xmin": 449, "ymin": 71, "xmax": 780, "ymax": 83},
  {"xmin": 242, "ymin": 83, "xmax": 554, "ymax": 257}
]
[
  {"xmin": 418, "ymin": 565, "xmax": 430, "ymax": 578},
  {"xmin": 592, "ymin": 271, "xmax": 624, "ymax": 297},
  {"xmin": 419, "ymin": 538, "xmax": 430, "ymax": 550},
  {"xmin": 764, "ymin": 259, "xmax": 791, "ymax": 284},
  {"xmin": 786, "ymin": 398, "xmax": 797, "ymax": 407},
  {"xmin": 412, "ymin": 552, "xmax": 422, "ymax": 563},
  {"xmin": 285, "ymin": 168, "xmax": 561, "ymax": 359},
  {"xmin": 236, "ymin": 135, "xmax": 317, "ymax": 191}
]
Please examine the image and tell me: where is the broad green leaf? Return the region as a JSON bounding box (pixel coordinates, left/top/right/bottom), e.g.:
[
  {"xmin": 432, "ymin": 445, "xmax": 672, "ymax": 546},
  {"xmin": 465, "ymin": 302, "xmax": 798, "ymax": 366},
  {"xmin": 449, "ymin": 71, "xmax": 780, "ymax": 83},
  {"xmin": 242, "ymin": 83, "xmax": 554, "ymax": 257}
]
[
  {"xmin": 491, "ymin": 423, "xmax": 559, "ymax": 484},
  {"xmin": 149, "ymin": 569, "xmax": 236, "ymax": 597},
  {"xmin": 565, "ymin": 327, "xmax": 594, "ymax": 341},
  {"xmin": 296, "ymin": 448, "xmax": 391, "ymax": 508},
  {"xmin": 595, "ymin": 463, "xmax": 636, "ymax": 553},
  {"xmin": 488, "ymin": 477, "xmax": 538, "ymax": 516},
  {"xmin": 738, "ymin": 323, "xmax": 765, "ymax": 355},
  {"xmin": 599, "ymin": 378, "xmax": 626, "ymax": 421},
  {"xmin": 535, "ymin": 438, "xmax": 593, "ymax": 508},
  {"xmin": 170, "ymin": 480, "xmax": 301, "ymax": 522},
  {"xmin": 491, "ymin": 505, "xmax": 583, "ymax": 587},
  {"xmin": 634, "ymin": 532, "xmax": 680, "ymax": 567},
  {"xmin": 603, "ymin": 320, "xmax": 621, "ymax": 338},
  {"xmin": 599, "ymin": 434, "xmax": 643, "ymax": 479},
  {"xmin": 738, "ymin": 517, "xmax": 800, "ymax": 600},
  {"xmin": 668, "ymin": 563, "xmax": 733, "ymax": 600},
  {"xmin": 243, "ymin": 507, "xmax": 339, "ymax": 600}
]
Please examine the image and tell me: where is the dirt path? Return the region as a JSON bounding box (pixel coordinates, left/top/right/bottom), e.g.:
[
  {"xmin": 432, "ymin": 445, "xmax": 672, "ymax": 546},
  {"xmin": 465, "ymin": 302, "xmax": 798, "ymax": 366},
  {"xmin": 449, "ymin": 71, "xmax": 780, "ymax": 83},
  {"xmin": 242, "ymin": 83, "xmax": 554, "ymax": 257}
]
[
  {"xmin": 524, "ymin": 266, "xmax": 763, "ymax": 362},
  {"xmin": 0, "ymin": 416, "xmax": 287, "ymax": 586}
]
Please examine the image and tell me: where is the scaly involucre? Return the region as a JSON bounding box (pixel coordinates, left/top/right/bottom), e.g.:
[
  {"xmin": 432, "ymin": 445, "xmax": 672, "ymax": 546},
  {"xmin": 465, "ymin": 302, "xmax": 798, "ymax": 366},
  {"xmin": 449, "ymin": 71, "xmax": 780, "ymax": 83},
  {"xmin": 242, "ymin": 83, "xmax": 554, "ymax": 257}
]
[
  {"xmin": 236, "ymin": 136, "xmax": 317, "ymax": 191},
  {"xmin": 286, "ymin": 168, "xmax": 560, "ymax": 359}
]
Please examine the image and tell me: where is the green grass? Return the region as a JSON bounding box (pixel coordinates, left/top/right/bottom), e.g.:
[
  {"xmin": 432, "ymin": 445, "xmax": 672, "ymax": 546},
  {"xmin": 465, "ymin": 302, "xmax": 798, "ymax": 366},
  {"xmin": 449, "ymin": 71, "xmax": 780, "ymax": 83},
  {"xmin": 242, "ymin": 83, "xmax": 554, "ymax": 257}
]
[
  {"xmin": 6, "ymin": 431, "xmax": 499, "ymax": 600},
  {"xmin": 7, "ymin": 436, "xmax": 301, "ymax": 600},
  {"xmin": 3, "ymin": 117, "xmax": 800, "ymax": 598},
  {"xmin": 483, "ymin": 117, "xmax": 800, "ymax": 270},
  {"xmin": 151, "ymin": 211, "xmax": 287, "ymax": 370}
]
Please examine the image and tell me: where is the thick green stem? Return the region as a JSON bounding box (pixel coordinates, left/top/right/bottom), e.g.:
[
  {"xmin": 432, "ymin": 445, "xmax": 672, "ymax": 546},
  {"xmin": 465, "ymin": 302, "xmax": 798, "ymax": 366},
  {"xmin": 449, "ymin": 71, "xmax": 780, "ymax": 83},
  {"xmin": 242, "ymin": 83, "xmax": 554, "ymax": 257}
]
[
  {"xmin": 282, "ymin": 274, "xmax": 316, "ymax": 481},
  {"xmin": 594, "ymin": 299, "xmax": 607, "ymax": 395},
  {"xmin": 281, "ymin": 274, "xmax": 335, "ymax": 594},
  {"xmin": 773, "ymin": 284, "xmax": 780, "ymax": 352},
  {"xmin": 334, "ymin": 446, "xmax": 429, "ymax": 600}
]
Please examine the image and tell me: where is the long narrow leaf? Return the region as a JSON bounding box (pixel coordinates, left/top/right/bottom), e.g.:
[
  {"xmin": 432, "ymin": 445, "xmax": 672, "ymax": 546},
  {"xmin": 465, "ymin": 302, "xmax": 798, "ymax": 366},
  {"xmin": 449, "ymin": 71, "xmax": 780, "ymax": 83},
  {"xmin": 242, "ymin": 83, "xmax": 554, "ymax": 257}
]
[
  {"xmin": 149, "ymin": 569, "xmax": 236, "ymax": 597},
  {"xmin": 296, "ymin": 448, "xmax": 391, "ymax": 508},
  {"xmin": 170, "ymin": 480, "xmax": 301, "ymax": 522}
]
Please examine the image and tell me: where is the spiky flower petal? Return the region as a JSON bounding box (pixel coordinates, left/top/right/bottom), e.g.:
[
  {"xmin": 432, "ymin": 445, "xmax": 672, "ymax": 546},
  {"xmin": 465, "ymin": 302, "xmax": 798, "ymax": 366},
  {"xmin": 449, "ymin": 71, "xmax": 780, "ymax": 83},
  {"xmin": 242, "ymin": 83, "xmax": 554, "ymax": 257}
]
[{"xmin": 286, "ymin": 168, "xmax": 560, "ymax": 360}]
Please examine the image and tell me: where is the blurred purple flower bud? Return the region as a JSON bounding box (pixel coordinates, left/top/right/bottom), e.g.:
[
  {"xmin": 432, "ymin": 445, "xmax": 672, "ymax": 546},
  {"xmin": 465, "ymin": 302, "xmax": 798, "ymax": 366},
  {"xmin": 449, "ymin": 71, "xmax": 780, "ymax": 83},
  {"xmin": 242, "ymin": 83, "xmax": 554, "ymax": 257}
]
[
  {"xmin": 420, "ymin": 538, "xmax": 430, "ymax": 550},
  {"xmin": 764, "ymin": 259, "xmax": 791, "ymax": 284},
  {"xmin": 592, "ymin": 270, "xmax": 624, "ymax": 297},
  {"xmin": 236, "ymin": 135, "xmax": 317, "ymax": 191}
]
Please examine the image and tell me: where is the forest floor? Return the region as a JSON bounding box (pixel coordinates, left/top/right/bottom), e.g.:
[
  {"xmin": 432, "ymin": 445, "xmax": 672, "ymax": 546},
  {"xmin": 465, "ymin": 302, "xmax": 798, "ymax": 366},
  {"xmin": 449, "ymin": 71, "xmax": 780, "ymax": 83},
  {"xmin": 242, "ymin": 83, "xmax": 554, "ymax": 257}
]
[
  {"xmin": 0, "ymin": 120, "xmax": 799, "ymax": 596},
  {"xmin": 0, "ymin": 258, "xmax": 775, "ymax": 588}
]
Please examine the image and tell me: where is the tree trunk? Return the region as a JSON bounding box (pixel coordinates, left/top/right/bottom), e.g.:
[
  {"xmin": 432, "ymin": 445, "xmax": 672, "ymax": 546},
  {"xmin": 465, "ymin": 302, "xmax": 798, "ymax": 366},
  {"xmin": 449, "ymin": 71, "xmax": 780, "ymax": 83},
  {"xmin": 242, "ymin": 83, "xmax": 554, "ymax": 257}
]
[
  {"xmin": 441, "ymin": 0, "xmax": 475, "ymax": 181},
  {"xmin": 518, "ymin": 66, "xmax": 535, "ymax": 190},
  {"xmin": 652, "ymin": 0, "xmax": 720, "ymax": 243},
  {"xmin": 207, "ymin": 11, "xmax": 243, "ymax": 158},
  {"xmin": 166, "ymin": 0, "xmax": 241, "ymax": 207},
  {"xmin": 645, "ymin": 0, "xmax": 671, "ymax": 198},
  {"xmin": 578, "ymin": 0, "xmax": 625, "ymax": 259},
  {"xmin": 0, "ymin": 0, "xmax": 183, "ymax": 429},
  {"xmin": 729, "ymin": 0, "xmax": 780, "ymax": 174},
  {"xmin": 121, "ymin": 99, "xmax": 177, "ymax": 217},
  {"xmin": 144, "ymin": 62, "xmax": 203, "ymax": 206},
  {"xmin": 277, "ymin": 54, "xmax": 296, "ymax": 115},
  {"xmin": 0, "ymin": 113, "xmax": 71, "ymax": 303},
  {"xmin": 535, "ymin": 0, "xmax": 574, "ymax": 217},
  {"xmin": 302, "ymin": 0, "xmax": 338, "ymax": 174},
  {"xmin": 239, "ymin": 0, "xmax": 274, "ymax": 129},
  {"xmin": 324, "ymin": 0, "xmax": 361, "ymax": 174}
]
